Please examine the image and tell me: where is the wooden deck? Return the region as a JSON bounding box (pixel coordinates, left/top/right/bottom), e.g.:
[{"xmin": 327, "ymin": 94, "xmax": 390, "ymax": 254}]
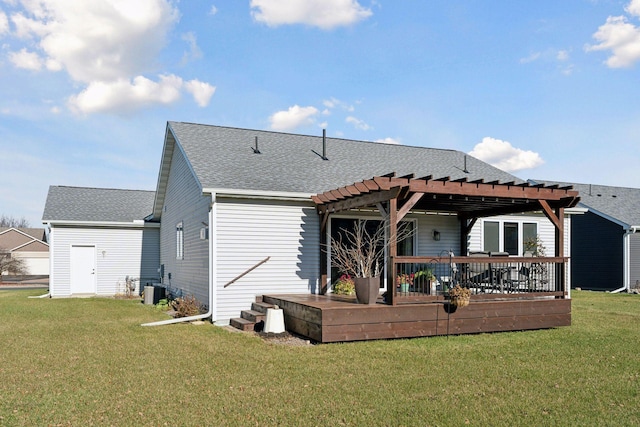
[{"xmin": 262, "ymin": 294, "xmax": 571, "ymax": 343}]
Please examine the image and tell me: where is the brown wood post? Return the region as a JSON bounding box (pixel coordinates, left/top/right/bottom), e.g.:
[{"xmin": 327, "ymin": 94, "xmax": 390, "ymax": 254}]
[
  {"xmin": 387, "ymin": 198, "xmax": 398, "ymax": 305},
  {"xmin": 556, "ymin": 207, "xmax": 565, "ymax": 296},
  {"xmin": 319, "ymin": 212, "xmax": 328, "ymax": 295}
]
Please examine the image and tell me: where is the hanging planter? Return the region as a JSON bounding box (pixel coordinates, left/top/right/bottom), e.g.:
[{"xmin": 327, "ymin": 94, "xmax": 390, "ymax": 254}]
[{"xmin": 448, "ymin": 285, "xmax": 471, "ymax": 308}]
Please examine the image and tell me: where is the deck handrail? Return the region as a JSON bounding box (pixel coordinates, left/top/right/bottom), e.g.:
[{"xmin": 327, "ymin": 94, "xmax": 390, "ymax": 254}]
[
  {"xmin": 395, "ymin": 255, "xmax": 568, "ymax": 264},
  {"xmin": 223, "ymin": 256, "xmax": 271, "ymax": 288},
  {"xmin": 391, "ymin": 255, "xmax": 569, "ymax": 302}
]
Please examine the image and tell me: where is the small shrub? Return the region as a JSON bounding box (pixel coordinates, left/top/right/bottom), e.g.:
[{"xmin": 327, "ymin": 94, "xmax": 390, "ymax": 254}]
[
  {"xmin": 155, "ymin": 298, "xmax": 170, "ymax": 311},
  {"xmin": 171, "ymin": 295, "xmax": 204, "ymax": 318},
  {"xmin": 333, "ymin": 274, "xmax": 355, "ymax": 296}
]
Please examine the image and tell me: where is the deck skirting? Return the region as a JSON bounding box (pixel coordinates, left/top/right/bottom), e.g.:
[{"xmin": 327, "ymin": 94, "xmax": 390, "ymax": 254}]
[{"xmin": 262, "ymin": 294, "xmax": 571, "ymax": 343}]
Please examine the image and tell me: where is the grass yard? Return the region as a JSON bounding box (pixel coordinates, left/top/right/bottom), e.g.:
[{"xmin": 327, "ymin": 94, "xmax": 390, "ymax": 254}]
[{"xmin": 0, "ymin": 290, "xmax": 638, "ymax": 426}]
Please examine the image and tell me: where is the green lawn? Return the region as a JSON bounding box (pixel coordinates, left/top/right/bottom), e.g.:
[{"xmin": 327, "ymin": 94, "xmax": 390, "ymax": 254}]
[{"xmin": 0, "ymin": 290, "xmax": 638, "ymax": 426}]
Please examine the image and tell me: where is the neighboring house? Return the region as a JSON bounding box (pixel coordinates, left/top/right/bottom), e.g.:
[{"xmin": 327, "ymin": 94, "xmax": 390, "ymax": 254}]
[
  {"xmin": 535, "ymin": 181, "xmax": 640, "ymax": 292},
  {"xmin": 0, "ymin": 227, "xmax": 49, "ymax": 276},
  {"xmin": 148, "ymin": 121, "xmax": 575, "ymax": 324},
  {"xmin": 42, "ymin": 186, "xmax": 160, "ymax": 297}
]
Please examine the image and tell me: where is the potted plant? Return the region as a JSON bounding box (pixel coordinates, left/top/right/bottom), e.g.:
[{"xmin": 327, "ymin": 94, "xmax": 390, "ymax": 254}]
[
  {"xmin": 332, "ymin": 274, "xmax": 355, "ymax": 296},
  {"xmin": 413, "ymin": 268, "xmax": 435, "ymax": 293},
  {"xmin": 330, "ymin": 220, "xmax": 414, "ymax": 304},
  {"xmin": 396, "ymin": 273, "xmax": 413, "ymax": 293}
]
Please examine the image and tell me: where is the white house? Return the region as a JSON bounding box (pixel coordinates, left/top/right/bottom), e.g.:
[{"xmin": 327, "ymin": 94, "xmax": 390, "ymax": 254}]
[
  {"xmin": 147, "ymin": 122, "xmax": 575, "ymax": 324},
  {"xmin": 0, "ymin": 227, "xmax": 49, "ymax": 276},
  {"xmin": 42, "ymin": 122, "xmax": 579, "ymax": 324},
  {"xmin": 42, "ymin": 186, "xmax": 160, "ymax": 297}
]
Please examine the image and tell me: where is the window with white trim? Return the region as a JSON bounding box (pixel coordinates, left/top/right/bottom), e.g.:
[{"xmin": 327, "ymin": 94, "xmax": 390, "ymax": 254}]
[
  {"xmin": 483, "ymin": 220, "xmax": 538, "ymax": 256},
  {"xmin": 176, "ymin": 222, "xmax": 184, "ymax": 260}
]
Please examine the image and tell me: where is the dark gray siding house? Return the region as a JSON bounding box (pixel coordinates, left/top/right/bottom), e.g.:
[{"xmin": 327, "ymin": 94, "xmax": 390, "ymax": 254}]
[{"xmin": 535, "ymin": 181, "xmax": 640, "ymax": 292}]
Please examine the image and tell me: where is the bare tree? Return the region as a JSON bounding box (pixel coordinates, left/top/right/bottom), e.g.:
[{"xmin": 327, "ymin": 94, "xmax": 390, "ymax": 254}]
[
  {"xmin": 0, "ymin": 215, "xmax": 30, "ymax": 228},
  {"xmin": 330, "ymin": 220, "xmax": 414, "ymax": 278},
  {"xmin": 0, "ymin": 248, "xmax": 28, "ymax": 276}
]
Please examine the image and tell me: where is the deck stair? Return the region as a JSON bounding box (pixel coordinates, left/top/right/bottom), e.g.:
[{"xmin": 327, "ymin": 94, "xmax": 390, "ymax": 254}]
[{"xmin": 229, "ymin": 297, "xmax": 275, "ymax": 332}]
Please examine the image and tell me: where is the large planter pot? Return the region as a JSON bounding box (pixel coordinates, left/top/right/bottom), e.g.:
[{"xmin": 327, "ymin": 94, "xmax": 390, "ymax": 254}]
[{"xmin": 354, "ymin": 277, "xmax": 380, "ymax": 304}]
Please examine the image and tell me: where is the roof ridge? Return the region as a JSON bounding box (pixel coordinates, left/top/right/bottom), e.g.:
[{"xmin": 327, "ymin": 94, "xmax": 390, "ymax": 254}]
[
  {"xmin": 168, "ymin": 121, "xmax": 459, "ymax": 153},
  {"xmin": 50, "ymin": 185, "xmax": 155, "ymax": 193}
]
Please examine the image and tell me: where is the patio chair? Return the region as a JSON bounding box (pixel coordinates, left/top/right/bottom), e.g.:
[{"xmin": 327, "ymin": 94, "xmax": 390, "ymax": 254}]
[{"xmin": 505, "ymin": 266, "xmax": 531, "ymax": 292}]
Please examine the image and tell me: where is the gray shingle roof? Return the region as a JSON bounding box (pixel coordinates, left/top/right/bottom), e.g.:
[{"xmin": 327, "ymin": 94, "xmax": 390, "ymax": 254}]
[
  {"xmin": 532, "ymin": 180, "xmax": 640, "ymax": 228},
  {"xmin": 167, "ymin": 121, "xmax": 522, "ymax": 195},
  {"xmin": 42, "ymin": 186, "xmax": 155, "ymax": 223}
]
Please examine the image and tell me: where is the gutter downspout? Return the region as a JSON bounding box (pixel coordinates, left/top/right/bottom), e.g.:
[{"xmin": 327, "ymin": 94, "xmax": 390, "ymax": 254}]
[
  {"xmin": 28, "ymin": 293, "xmax": 51, "ymax": 299},
  {"xmin": 611, "ymin": 226, "xmax": 638, "ymax": 294},
  {"xmin": 142, "ymin": 193, "xmax": 217, "ymax": 327}
]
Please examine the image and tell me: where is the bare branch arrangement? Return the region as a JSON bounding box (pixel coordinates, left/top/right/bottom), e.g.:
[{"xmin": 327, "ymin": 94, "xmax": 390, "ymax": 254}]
[{"xmin": 330, "ymin": 219, "xmax": 414, "ymax": 278}]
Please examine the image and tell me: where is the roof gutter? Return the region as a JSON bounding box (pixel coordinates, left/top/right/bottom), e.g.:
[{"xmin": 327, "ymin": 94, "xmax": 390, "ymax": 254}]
[
  {"xmin": 45, "ymin": 220, "xmax": 159, "ymax": 228},
  {"xmin": 202, "ymin": 187, "xmax": 312, "ymax": 202}
]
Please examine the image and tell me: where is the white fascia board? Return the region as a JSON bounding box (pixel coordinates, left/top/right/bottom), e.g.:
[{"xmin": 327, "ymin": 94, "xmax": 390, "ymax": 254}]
[
  {"xmin": 202, "ymin": 187, "xmax": 313, "ymax": 202},
  {"xmin": 565, "ymin": 207, "xmax": 588, "ymax": 215},
  {"xmin": 45, "ymin": 220, "xmax": 161, "ymax": 228}
]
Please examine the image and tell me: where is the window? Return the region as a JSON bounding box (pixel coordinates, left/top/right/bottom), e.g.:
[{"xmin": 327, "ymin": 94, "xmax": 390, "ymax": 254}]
[
  {"xmin": 176, "ymin": 222, "xmax": 184, "ymax": 260},
  {"xmin": 483, "ymin": 220, "xmax": 538, "ymax": 256}
]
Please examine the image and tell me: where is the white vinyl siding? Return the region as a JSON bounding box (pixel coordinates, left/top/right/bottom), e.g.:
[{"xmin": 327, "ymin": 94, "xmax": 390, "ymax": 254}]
[
  {"xmin": 215, "ymin": 198, "xmax": 319, "ymax": 324},
  {"xmin": 48, "ymin": 225, "xmax": 159, "ymax": 297},
  {"xmin": 159, "ymin": 143, "xmax": 210, "ymax": 305}
]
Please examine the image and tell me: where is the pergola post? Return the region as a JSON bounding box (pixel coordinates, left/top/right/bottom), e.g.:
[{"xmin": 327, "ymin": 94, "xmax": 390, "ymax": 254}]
[
  {"xmin": 387, "ymin": 197, "xmax": 398, "ymax": 305},
  {"xmin": 319, "ymin": 212, "xmax": 328, "ymax": 295}
]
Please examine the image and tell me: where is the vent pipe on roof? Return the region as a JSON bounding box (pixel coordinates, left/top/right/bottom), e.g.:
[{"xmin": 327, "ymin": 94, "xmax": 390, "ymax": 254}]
[
  {"xmin": 322, "ymin": 129, "xmax": 328, "ymax": 160},
  {"xmin": 252, "ymin": 136, "xmax": 261, "ymax": 154},
  {"xmin": 463, "ymin": 155, "xmax": 469, "ymax": 173}
]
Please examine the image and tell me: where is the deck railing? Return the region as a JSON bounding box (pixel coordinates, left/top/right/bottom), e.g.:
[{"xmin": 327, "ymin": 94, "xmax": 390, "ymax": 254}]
[{"xmin": 392, "ymin": 255, "xmax": 568, "ymax": 302}]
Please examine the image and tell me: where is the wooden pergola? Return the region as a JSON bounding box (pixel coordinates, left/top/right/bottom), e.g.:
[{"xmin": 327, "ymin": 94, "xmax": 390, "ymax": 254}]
[{"xmin": 312, "ymin": 173, "xmax": 580, "ymax": 303}]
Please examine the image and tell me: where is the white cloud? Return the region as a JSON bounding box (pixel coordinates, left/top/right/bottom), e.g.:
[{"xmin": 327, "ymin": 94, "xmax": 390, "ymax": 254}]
[
  {"xmin": 346, "ymin": 115, "xmax": 371, "ymax": 130},
  {"xmin": 375, "ymin": 137, "xmax": 400, "ymax": 145},
  {"xmin": 4, "ymin": 0, "xmax": 216, "ymax": 113},
  {"xmin": 626, "ymin": 0, "xmax": 640, "ymax": 17},
  {"xmin": 68, "ymin": 74, "xmax": 184, "ymax": 114},
  {"xmin": 8, "ymin": 48, "xmax": 43, "ymax": 70},
  {"xmin": 556, "ymin": 50, "xmax": 569, "ymax": 61},
  {"xmin": 586, "ymin": 1, "xmax": 640, "ymax": 68},
  {"xmin": 11, "ymin": 0, "xmax": 179, "ymax": 82},
  {"xmin": 0, "ymin": 10, "xmax": 9, "ymax": 35},
  {"xmin": 184, "ymin": 79, "xmax": 216, "ymax": 107},
  {"xmin": 519, "ymin": 52, "xmax": 541, "ymax": 64},
  {"xmin": 181, "ymin": 31, "xmax": 203, "ymax": 64},
  {"xmin": 269, "ymin": 105, "xmax": 319, "ymax": 130},
  {"xmin": 209, "ymin": 5, "xmax": 218, "ymax": 16},
  {"xmin": 468, "ymin": 137, "xmax": 544, "ymax": 173},
  {"xmin": 250, "ymin": 0, "xmax": 372, "ymax": 29}
]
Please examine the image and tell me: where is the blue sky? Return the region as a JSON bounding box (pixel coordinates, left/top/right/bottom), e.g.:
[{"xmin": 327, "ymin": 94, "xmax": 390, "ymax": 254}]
[{"xmin": 1, "ymin": 0, "xmax": 639, "ymax": 227}]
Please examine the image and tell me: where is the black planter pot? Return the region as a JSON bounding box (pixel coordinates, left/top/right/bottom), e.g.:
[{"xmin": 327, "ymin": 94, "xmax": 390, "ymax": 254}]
[{"xmin": 354, "ymin": 277, "xmax": 380, "ymax": 304}]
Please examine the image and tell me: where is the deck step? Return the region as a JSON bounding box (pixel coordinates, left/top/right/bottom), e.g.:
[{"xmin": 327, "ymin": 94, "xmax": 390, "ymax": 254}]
[
  {"xmin": 241, "ymin": 309, "xmax": 266, "ymax": 323},
  {"xmin": 251, "ymin": 301, "xmax": 275, "ymax": 314},
  {"xmin": 229, "ymin": 317, "xmax": 255, "ymax": 332}
]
